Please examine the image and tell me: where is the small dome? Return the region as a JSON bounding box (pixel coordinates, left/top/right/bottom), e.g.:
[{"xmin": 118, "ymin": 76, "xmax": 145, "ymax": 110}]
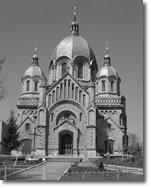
[
  {"xmin": 97, "ymin": 65, "xmax": 119, "ymax": 78},
  {"xmin": 25, "ymin": 65, "xmax": 44, "ymax": 77},
  {"xmin": 51, "ymin": 35, "xmax": 96, "ymax": 63}
]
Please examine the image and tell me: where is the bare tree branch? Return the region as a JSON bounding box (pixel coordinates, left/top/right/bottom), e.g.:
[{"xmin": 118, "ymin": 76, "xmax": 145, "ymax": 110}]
[{"xmin": 0, "ymin": 58, "xmax": 7, "ymax": 100}]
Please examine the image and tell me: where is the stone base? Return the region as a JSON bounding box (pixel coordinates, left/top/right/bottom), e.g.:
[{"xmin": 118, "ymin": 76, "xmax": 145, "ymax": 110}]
[
  {"xmin": 87, "ymin": 150, "xmax": 97, "ymax": 158},
  {"xmin": 33, "ymin": 149, "xmax": 46, "ymax": 158}
]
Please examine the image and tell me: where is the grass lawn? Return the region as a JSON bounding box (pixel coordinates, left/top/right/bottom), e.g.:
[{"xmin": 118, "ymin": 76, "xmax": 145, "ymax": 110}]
[{"xmin": 0, "ymin": 155, "xmax": 42, "ymax": 179}]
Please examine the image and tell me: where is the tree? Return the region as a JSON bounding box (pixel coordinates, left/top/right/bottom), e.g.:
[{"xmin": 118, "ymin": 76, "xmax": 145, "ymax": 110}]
[
  {"xmin": 0, "ymin": 58, "xmax": 7, "ymax": 100},
  {"xmin": 3, "ymin": 111, "xmax": 20, "ymax": 154},
  {"xmin": 128, "ymin": 133, "xmax": 142, "ymax": 157}
]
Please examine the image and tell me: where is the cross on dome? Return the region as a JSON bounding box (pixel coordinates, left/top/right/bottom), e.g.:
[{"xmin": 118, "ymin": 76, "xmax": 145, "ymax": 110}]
[
  {"xmin": 32, "ymin": 42, "xmax": 39, "ymax": 66},
  {"xmin": 104, "ymin": 41, "xmax": 111, "ymax": 65},
  {"xmin": 70, "ymin": 6, "xmax": 79, "ymax": 35}
]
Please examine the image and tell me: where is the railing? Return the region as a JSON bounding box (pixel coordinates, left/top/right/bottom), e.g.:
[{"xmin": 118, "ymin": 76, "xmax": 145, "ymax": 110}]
[
  {"xmin": 0, "ymin": 165, "xmax": 30, "ymax": 180},
  {"xmin": 59, "ymin": 171, "xmax": 144, "ymax": 182}
]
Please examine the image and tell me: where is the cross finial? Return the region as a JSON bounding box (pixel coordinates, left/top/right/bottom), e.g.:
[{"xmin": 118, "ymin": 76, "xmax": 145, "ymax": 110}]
[
  {"xmin": 32, "ymin": 41, "xmax": 39, "ymax": 65},
  {"xmin": 35, "ymin": 41, "xmax": 38, "ymax": 54},
  {"xmin": 73, "ymin": 6, "xmax": 78, "ymax": 21},
  {"xmin": 104, "ymin": 40, "xmax": 111, "ymax": 65},
  {"xmin": 106, "ymin": 41, "xmax": 109, "ymax": 54},
  {"xmin": 74, "ymin": 6, "xmax": 77, "ymax": 15}
]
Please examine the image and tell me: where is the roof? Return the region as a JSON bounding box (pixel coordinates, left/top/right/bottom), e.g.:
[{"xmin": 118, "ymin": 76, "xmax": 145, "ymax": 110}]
[
  {"xmin": 51, "ymin": 35, "xmax": 96, "ymax": 62},
  {"xmin": 24, "ymin": 65, "xmax": 44, "ymax": 77},
  {"xmin": 96, "ymin": 65, "xmax": 119, "ymax": 78}
]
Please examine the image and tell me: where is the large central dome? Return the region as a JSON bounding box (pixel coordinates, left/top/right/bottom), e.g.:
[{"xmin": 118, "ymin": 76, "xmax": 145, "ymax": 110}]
[
  {"xmin": 51, "ymin": 8, "xmax": 96, "ymax": 64},
  {"xmin": 51, "ymin": 35, "xmax": 96, "ymax": 62}
]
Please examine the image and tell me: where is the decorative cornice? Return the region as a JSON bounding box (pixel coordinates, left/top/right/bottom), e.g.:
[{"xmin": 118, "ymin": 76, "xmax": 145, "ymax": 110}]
[
  {"xmin": 17, "ymin": 97, "xmax": 39, "ymax": 108},
  {"xmin": 87, "ymin": 125, "xmax": 96, "ymax": 128}
]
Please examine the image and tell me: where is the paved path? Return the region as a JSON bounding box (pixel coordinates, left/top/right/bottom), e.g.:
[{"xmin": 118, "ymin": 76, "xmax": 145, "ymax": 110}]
[
  {"xmin": 7, "ymin": 161, "xmax": 73, "ymax": 181},
  {"xmin": 104, "ymin": 164, "xmax": 143, "ymax": 175}
]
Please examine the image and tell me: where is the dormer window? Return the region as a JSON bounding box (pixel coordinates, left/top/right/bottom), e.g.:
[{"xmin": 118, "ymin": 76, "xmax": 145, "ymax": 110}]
[{"xmin": 26, "ymin": 80, "xmax": 30, "ymax": 91}]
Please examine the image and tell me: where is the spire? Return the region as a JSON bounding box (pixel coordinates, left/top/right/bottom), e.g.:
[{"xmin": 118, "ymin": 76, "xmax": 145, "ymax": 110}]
[
  {"xmin": 70, "ymin": 6, "xmax": 79, "ymax": 35},
  {"xmin": 32, "ymin": 42, "xmax": 39, "ymax": 66},
  {"xmin": 104, "ymin": 41, "xmax": 111, "ymax": 66}
]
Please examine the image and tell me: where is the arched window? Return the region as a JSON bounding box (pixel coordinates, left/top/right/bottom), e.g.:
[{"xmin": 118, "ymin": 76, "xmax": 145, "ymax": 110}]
[
  {"xmin": 102, "ymin": 80, "xmax": 105, "ymax": 92},
  {"xmin": 75, "ymin": 87, "xmax": 78, "ymax": 101},
  {"xmin": 79, "ymin": 113, "xmax": 82, "ymax": 122},
  {"xmin": 79, "ymin": 90, "xmax": 82, "ymax": 103},
  {"xmin": 26, "ymin": 80, "xmax": 30, "ymax": 91},
  {"xmin": 83, "ymin": 94, "xmax": 86, "ymax": 107},
  {"xmin": 34, "ymin": 80, "xmax": 38, "ymax": 91},
  {"xmin": 56, "ymin": 111, "xmax": 76, "ymax": 125},
  {"xmin": 39, "ymin": 110, "xmax": 45, "ymax": 124},
  {"xmin": 74, "ymin": 59, "xmax": 84, "ymax": 79},
  {"xmin": 68, "ymin": 80, "xmax": 70, "ymax": 98},
  {"xmin": 56, "ymin": 87, "xmax": 59, "ymax": 101},
  {"xmin": 77, "ymin": 63, "xmax": 83, "ymax": 78},
  {"xmin": 61, "ymin": 62, "xmax": 67, "ymax": 76},
  {"xmin": 48, "ymin": 94, "xmax": 51, "ymax": 106},
  {"xmin": 25, "ymin": 123, "xmax": 30, "ymax": 131},
  {"xmin": 52, "ymin": 90, "xmax": 55, "ymax": 103},
  {"xmin": 117, "ymin": 82, "xmax": 120, "ymax": 94},
  {"xmin": 51, "ymin": 113, "xmax": 54, "ymax": 121},
  {"xmin": 111, "ymin": 81, "xmax": 114, "ymax": 92},
  {"xmin": 60, "ymin": 83, "xmax": 63, "ymax": 99},
  {"xmin": 64, "ymin": 79, "xmax": 66, "ymax": 98},
  {"xmin": 96, "ymin": 82, "xmax": 98, "ymax": 93},
  {"xmin": 71, "ymin": 83, "xmax": 74, "ymax": 99}
]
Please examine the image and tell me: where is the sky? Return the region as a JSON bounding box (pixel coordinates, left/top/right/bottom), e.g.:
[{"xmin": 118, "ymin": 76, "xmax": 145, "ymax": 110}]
[{"xmin": 0, "ymin": 0, "xmax": 143, "ymax": 140}]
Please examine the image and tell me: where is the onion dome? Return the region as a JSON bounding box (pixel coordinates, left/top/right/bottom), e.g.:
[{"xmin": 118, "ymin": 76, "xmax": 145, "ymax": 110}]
[
  {"xmin": 52, "ymin": 35, "xmax": 96, "ymax": 62},
  {"xmin": 25, "ymin": 66, "xmax": 43, "ymax": 77},
  {"xmin": 24, "ymin": 46, "xmax": 45, "ymax": 78},
  {"xmin": 51, "ymin": 6, "xmax": 97, "ymax": 65},
  {"xmin": 97, "ymin": 45, "xmax": 119, "ymax": 78}
]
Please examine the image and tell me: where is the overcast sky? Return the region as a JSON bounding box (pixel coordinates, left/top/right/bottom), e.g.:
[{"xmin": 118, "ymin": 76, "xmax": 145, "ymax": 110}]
[{"xmin": 0, "ymin": 0, "xmax": 143, "ymax": 140}]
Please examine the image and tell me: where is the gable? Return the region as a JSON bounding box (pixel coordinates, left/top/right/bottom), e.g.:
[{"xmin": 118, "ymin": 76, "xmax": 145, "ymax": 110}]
[
  {"xmin": 46, "ymin": 72, "xmax": 88, "ymax": 95},
  {"xmin": 18, "ymin": 116, "xmax": 35, "ymax": 129},
  {"xmin": 105, "ymin": 117, "xmax": 123, "ymax": 132},
  {"xmin": 18, "ymin": 116, "xmax": 41, "ymax": 140},
  {"xmin": 45, "ymin": 72, "xmax": 89, "ymax": 109},
  {"xmin": 54, "ymin": 119, "xmax": 79, "ymax": 132}
]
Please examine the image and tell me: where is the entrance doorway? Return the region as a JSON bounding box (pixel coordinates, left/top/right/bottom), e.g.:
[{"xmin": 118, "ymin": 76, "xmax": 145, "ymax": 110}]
[
  {"xmin": 59, "ymin": 130, "xmax": 73, "ymax": 155},
  {"xmin": 22, "ymin": 139, "xmax": 32, "ymax": 154}
]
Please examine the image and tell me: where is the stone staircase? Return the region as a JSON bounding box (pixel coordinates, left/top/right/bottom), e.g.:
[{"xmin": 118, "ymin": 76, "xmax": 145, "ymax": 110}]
[{"xmin": 45, "ymin": 155, "xmax": 82, "ymax": 162}]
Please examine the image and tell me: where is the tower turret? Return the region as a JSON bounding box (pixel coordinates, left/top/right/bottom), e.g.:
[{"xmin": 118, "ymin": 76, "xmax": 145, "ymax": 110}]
[{"xmin": 95, "ymin": 44, "xmax": 121, "ymax": 97}]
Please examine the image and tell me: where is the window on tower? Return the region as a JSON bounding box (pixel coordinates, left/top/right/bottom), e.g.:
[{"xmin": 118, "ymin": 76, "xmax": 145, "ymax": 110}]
[
  {"xmin": 102, "ymin": 80, "xmax": 106, "ymax": 92},
  {"xmin": 26, "ymin": 80, "xmax": 30, "ymax": 91},
  {"xmin": 34, "ymin": 80, "xmax": 38, "ymax": 91},
  {"xmin": 111, "ymin": 81, "xmax": 114, "ymax": 92},
  {"xmin": 74, "ymin": 59, "xmax": 84, "ymax": 79},
  {"xmin": 77, "ymin": 63, "xmax": 83, "ymax": 78},
  {"xmin": 61, "ymin": 62, "xmax": 67, "ymax": 76}
]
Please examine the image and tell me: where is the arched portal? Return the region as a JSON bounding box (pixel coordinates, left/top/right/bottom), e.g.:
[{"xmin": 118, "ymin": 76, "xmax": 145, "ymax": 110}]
[{"xmin": 59, "ymin": 130, "xmax": 73, "ymax": 155}]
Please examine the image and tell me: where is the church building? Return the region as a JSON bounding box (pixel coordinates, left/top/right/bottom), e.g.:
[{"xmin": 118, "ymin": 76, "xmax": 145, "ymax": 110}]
[{"xmin": 17, "ymin": 9, "xmax": 128, "ymax": 157}]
